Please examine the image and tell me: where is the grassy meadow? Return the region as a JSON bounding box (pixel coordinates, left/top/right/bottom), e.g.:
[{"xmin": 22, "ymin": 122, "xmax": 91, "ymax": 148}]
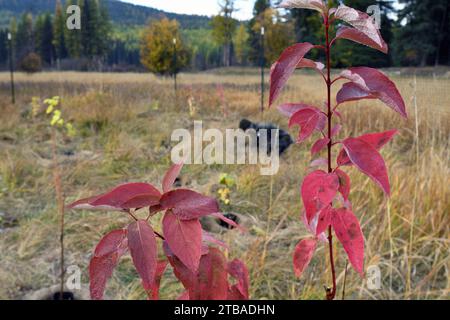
[{"xmin": 0, "ymin": 68, "xmax": 448, "ymax": 300}]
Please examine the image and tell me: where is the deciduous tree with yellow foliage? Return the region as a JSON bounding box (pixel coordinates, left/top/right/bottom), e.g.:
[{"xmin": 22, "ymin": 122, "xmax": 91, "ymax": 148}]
[{"xmin": 140, "ymin": 18, "xmax": 190, "ymax": 76}]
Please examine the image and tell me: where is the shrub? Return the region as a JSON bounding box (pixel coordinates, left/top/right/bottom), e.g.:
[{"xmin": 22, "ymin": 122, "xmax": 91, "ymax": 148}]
[
  {"xmin": 20, "ymin": 52, "xmax": 42, "ymax": 73},
  {"xmin": 270, "ymin": 0, "xmax": 407, "ymax": 300},
  {"xmin": 68, "ymin": 163, "xmax": 249, "ymax": 300}
]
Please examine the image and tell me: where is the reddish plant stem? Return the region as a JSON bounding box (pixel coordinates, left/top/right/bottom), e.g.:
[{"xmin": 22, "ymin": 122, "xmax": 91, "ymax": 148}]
[
  {"xmin": 326, "ymin": 226, "xmax": 337, "ymax": 300},
  {"xmin": 154, "ymin": 230, "xmax": 165, "ymax": 240},
  {"xmin": 127, "ymin": 210, "xmax": 138, "ymax": 221},
  {"xmin": 51, "ymin": 128, "xmax": 65, "ymax": 300},
  {"xmin": 325, "ymin": 16, "xmax": 337, "ymax": 301}
]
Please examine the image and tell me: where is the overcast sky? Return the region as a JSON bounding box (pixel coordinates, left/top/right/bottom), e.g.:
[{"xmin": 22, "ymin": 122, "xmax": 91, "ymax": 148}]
[
  {"xmin": 120, "ymin": 1, "xmax": 403, "ymax": 21},
  {"xmin": 120, "ymin": 0, "xmax": 254, "ymax": 21}
]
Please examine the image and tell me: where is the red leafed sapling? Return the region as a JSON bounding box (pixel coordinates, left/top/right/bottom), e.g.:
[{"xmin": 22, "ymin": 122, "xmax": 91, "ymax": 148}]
[
  {"xmin": 270, "ymin": 0, "xmax": 407, "ymax": 300},
  {"xmin": 68, "ymin": 163, "xmax": 249, "ymax": 300}
]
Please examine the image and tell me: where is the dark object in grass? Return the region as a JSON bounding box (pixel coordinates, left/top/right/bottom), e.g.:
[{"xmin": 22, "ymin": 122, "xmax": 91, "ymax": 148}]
[
  {"xmin": 52, "ymin": 291, "xmax": 75, "ymax": 300},
  {"xmin": 0, "ymin": 211, "xmax": 19, "ymax": 232},
  {"xmin": 217, "ymin": 213, "xmax": 239, "ymax": 230},
  {"xmin": 239, "ymin": 119, "xmax": 293, "ymax": 155},
  {"xmin": 63, "ymin": 149, "xmax": 75, "ymax": 156},
  {"xmin": 173, "ymin": 176, "xmax": 182, "ymax": 188},
  {"xmin": 22, "ymin": 285, "xmax": 90, "ymax": 300}
]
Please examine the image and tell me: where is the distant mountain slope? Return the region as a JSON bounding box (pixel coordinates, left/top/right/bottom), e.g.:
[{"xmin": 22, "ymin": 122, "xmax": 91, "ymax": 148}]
[{"xmin": 0, "ymin": 0, "xmax": 211, "ymax": 29}]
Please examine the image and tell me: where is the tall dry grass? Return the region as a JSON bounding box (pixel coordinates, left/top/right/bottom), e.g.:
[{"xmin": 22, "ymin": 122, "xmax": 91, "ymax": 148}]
[{"xmin": 0, "ymin": 69, "xmax": 448, "ymax": 300}]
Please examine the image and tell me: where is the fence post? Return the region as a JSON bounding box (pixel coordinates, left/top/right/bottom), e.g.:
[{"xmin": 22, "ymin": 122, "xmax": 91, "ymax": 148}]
[
  {"xmin": 173, "ymin": 38, "xmax": 178, "ymax": 96},
  {"xmin": 8, "ymin": 32, "xmax": 15, "ymax": 105},
  {"xmin": 260, "ymin": 27, "xmax": 265, "ymax": 113}
]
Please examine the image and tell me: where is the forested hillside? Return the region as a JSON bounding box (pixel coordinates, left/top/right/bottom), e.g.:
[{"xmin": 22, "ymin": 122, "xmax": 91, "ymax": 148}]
[
  {"xmin": 0, "ymin": 0, "xmax": 448, "ymax": 72},
  {"xmin": 0, "ymin": 0, "xmax": 218, "ymax": 71},
  {"xmin": 0, "ymin": 0, "xmax": 211, "ymax": 29}
]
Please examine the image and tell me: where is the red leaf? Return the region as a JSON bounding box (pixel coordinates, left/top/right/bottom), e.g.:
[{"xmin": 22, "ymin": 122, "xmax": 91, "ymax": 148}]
[
  {"xmin": 211, "ymin": 212, "xmax": 245, "ymax": 232},
  {"xmin": 335, "ymin": 26, "xmax": 388, "ymax": 53},
  {"xmin": 171, "ymin": 246, "xmax": 229, "ymax": 300},
  {"xmin": 315, "ymin": 206, "xmax": 332, "ymax": 235},
  {"xmin": 334, "ymin": 168, "xmax": 351, "ymax": 201},
  {"xmin": 162, "ymin": 162, "xmax": 184, "ymax": 193},
  {"xmin": 301, "ymin": 170, "xmax": 339, "ymax": 222},
  {"xmin": 149, "ymin": 204, "xmax": 163, "ymax": 215},
  {"xmin": 127, "ymin": 220, "xmax": 158, "ymax": 291},
  {"xmin": 68, "ymin": 183, "xmax": 161, "ymax": 211},
  {"xmin": 297, "ymin": 58, "xmax": 324, "ymax": 71},
  {"xmin": 311, "ymin": 137, "xmax": 330, "ymax": 156},
  {"xmin": 202, "ymin": 231, "xmax": 229, "ymax": 250},
  {"xmin": 89, "ymin": 229, "xmax": 127, "ymax": 300},
  {"xmin": 227, "ymin": 259, "xmax": 249, "ymax": 300},
  {"xmin": 339, "ymin": 67, "xmax": 407, "ymax": 118},
  {"xmin": 277, "ymin": 103, "xmax": 313, "ymax": 117},
  {"xmin": 278, "ymin": 104, "xmax": 326, "ymax": 130},
  {"xmin": 293, "ymin": 238, "xmax": 317, "ymax": 278},
  {"xmin": 93, "ymin": 229, "xmax": 128, "ymax": 257},
  {"xmin": 269, "ymin": 43, "xmax": 314, "ymax": 106},
  {"xmin": 120, "ymin": 194, "xmax": 161, "ymax": 210},
  {"xmin": 336, "ymin": 82, "xmax": 376, "ymax": 105},
  {"xmin": 163, "ymin": 211, "xmax": 202, "ymax": 273},
  {"xmin": 301, "ymin": 210, "xmax": 328, "ymax": 242},
  {"xmin": 195, "ymin": 247, "xmax": 229, "ymax": 300},
  {"xmin": 310, "ymin": 157, "xmax": 328, "ymax": 168},
  {"xmin": 279, "ymin": 0, "xmax": 326, "ymax": 12},
  {"xmin": 177, "ymin": 291, "xmax": 190, "ymax": 300},
  {"xmin": 342, "ymin": 137, "xmax": 390, "ymax": 195},
  {"xmin": 334, "ymin": 5, "xmax": 387, "ymax": 53},
  {"xmin": 289, "ymin": 107, "xmax": 326, "ymax": 143},
  {"xmin": 332, "ymin": 208, "xmax": 364, "ymax": 276},
  {"xmin": 164, "ymin": 241, "xmax": 197, "ymax": 293},
  {"xmin": 149, "ymin": 260, "xmax": 168, "ymax": 300},
  {"xmin": 160, "ymin": 189, "xmax": 220, "ymax": 220},
  {"xmin": 356, "ymin": 129, "xmax": 398, "ymax": 149},
  {"xmin": 228, "ymin": 286, "xmax": 244, "ymax": 300},
  {"xmin": 337, "ymin": 130, "xmax": 398, "ymax": 166}
]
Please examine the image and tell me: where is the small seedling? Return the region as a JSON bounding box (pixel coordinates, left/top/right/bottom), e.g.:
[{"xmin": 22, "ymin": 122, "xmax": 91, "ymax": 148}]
[
  {"xmin": 40, "ymin": 96, "xmax": 76, "ymax": 299},
  {"xmin": 43, "ymin": 96, "xmax": 76, "ymax": 137},
  {"xmin": 218, "ymin": 173, "xmax": 236, "ymax": 205}
]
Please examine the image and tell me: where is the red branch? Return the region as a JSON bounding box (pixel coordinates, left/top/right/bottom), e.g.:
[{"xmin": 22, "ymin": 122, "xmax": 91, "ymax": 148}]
[{"xmin": 325, "ymin": 16, "xmax": 337, "ymax": 301}]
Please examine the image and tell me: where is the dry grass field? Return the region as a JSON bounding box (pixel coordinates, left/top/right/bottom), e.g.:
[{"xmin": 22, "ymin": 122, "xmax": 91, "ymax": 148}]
[{"xmin": 0, "ymin": 68, "xmax": 448, "ymax": 300}]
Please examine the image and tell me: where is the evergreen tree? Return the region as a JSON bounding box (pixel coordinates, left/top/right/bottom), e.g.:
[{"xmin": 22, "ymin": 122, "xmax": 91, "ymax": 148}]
[
  {"xmin": 16, "ymin": 13, "xmax": 34, "ymax": 61},
  {"xmin": 97, "ymin": 1, "xmax": 111, "ymax": 58},
  {"xmin": 78, "ymin": 0, "xmax": 110, "ymax": 59},
  {"xmin": 53, "ymin": 0, "xmax": 68, "ymax": 60},
  {"xmin": 211, "ymin": 0, "xmax": 238, "ymax": 66},
  {"xmin": 0, "ymin": 30, "xmax": 8, "ymax": 67},
  {"xmin": 395, "ymin": 0, "xmax": 449, "ymax": 66},
  {"xmin": 8, "ymin": 18, "xmax": 17, "ymax": 66},
  {"xmin": 247, "ymin": 0, "xmax": 271, "ymax": 65},
  {"xmin": 80, "ymin": 0, "xmax": 97, "ymax": 57},
  {"xmin": 35, "ymin": 13, "xmax": 54, "ymax": 65},
  {"xmin": 65, "ymin": 0, "xmax": 82, "ymax": 57}
]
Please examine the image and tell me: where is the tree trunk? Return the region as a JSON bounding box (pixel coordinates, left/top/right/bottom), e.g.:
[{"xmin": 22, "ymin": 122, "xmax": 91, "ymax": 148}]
[
  {"xmin": 420, "ymin": 53, "xmax": 427, "ymax": 67},
  {"xmin": 434, "ymin": 3, "xmax": 448, "ymax": 66}
]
